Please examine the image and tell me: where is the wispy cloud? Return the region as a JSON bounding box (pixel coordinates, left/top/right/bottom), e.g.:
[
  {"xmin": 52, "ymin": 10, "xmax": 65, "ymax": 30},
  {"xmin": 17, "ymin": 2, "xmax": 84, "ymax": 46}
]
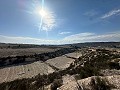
[
  {"xmin": 0, "ymin": 35, "xmax": 57, "ymax": 45},
  {"xmin": 39, "ymin": 9, "xmax": 56, "ymax": 31},
  {"xmin": 25, "ymin": 0, "xmax": 56, "ymax": 32},
  {"xmin": 101, "ymin": 9, "xmax": 120, "ymax": 19},
  {"xmin": 84, "ymin": 10, "xmax": 98, "ymax": 17},
  {"xmin": 0, "ymin": 31, "xmax": 120, "ymax": 45},
  {"xmin": 63, "ymin": 32, "xmax": 120, "ymax": 43},
  {"xmin": 59, "ymin": 32, "xmax": 71, "ymax": 35},
  {"xmin": 64, "ymin": 33, "xmax": 94, "ymax": 40}
]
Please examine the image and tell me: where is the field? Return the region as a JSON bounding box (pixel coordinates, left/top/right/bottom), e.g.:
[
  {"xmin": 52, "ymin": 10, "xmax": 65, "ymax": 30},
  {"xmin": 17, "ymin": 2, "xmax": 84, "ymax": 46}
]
[
  {"xmin": 0, "ymin": 50, "xmax": 81, "ymax": 83},
  {"xmin": 0, "ymin": 45, "xmax": 76, "ymax": 84},
  {"xmin": 0, "ymin": 42, "xmax": 120, "ymax": 90},
  {"xmin": 0, "ymin": 47, "xmax": 60, "ymax": 58},
  {"xmin": 46, "ymin": 55, "xmax": 75, "ymax": 70},
  {"xmin": 0, "ymin": 61, "xmax": 54, "ymax": 83},
  {"xmin": 45, "ymin": 52, "xmax": 82, "ymax": 70},
  {"xmin": 65, "ymin": 52, "xmax": 82, "ymax": 58},
  {"xmin": 0, "ymin": 51, "xmax": 79, "ymax": 83}
]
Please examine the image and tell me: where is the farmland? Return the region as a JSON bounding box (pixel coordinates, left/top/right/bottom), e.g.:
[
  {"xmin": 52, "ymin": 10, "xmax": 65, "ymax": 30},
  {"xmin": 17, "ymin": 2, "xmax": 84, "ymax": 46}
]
[
  {"xmin": 0, "ymin": 61, "xmax": 54, "ymax": 83},
  {"xmin": 46, "ymin": 56, "xmax": 74, "ymax": 70},
  {"xmin": 0, "ymin": 42, "xmax": 120, "ymax": 90},
  {"xmin": 65, "ymin": 51, "xmax": 82, "ymax": 58},
  {"xmin": 0, "ymin": 52, "xmax": 79, "ymax": 83},
  {"xmin": 46, "ymin": 52, "xmax": 82, "ymax": 70},
  {"xmin": 0, "ymin": 47, "xmax": 61, "ymax": 58},
  {"xmin": 0, "ymin": 43, "xmax": 77, "ymax": 83}
]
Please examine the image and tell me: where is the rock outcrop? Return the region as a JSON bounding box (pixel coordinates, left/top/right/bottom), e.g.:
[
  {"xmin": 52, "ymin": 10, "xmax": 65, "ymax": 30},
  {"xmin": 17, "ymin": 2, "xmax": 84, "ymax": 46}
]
[{"xmin": 59, "ymin": 75, "xmax": 120, "ymax": 90}]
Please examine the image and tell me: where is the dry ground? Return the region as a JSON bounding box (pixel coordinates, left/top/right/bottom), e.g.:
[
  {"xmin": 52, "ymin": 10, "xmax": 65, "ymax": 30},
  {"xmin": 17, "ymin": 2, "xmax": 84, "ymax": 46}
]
[
  {"xmin": 46, "ymin": 55, "xmax": 75, "ymax": 70},
  {"xmin": 0, "ymin": 48, "xmax": 60, "ymax": 57},
  {"xmin": 65, "ymin": 52, "xmax": 82, "ymax": 58},
  {"xmin": 0, "ymin": 52, "xmax": 77, "ymax": 83},
  {"xmin": 59, "ymin": 75, "xmax": 120, "ymax": 90},
  {"xmin": 0, "ymin": 61, "xmax": 54, "ymax": 83}
]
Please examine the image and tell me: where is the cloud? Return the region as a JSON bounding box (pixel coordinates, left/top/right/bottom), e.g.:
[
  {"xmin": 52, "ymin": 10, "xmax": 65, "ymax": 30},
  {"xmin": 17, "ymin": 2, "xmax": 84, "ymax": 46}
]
[
  {"xmin": 40, "ymin": 10, "xmax": 56, "ymax": 31},
  {"xmin": 64, "ymin": 33, "xmax": 95, "ymax": 40},
  {"xmin": 59, "ymin": 32, "xmax": 71, "ymax": 35},
  {"xmin": 0, "ymin": 35, "xmax": 57, "ymax": 45},
  {"xmin": 25, "ymin": 0, "xmax": 56, "ymax": 32},
  {"xmin": 0, "ymin": 31, "xmax": 120, "ymax": 45},
  {"xmin": 101, "ymin": 9, "xmax": 120, "ymax": 19},
  {"xmin": 63, "ymin": 32, "xmax": 120, "ymax": 44},
  {"xmin": 84, "ymin": 10, "xmax": 98, "ymax": 17}
]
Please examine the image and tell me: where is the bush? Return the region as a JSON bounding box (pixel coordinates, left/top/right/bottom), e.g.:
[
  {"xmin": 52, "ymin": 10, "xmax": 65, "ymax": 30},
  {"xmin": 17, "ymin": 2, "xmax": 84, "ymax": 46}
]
[
  {"xmin": 108, "ymin": 62, "xmax": 120, "ymax": 70},
  {"xmin": 79, "ymin": 66, "xmax": 99, "ymax": 79},
  {"xmin": 90, "ymin": 77, "xmax": 114, "ymax": 90},
  {"xmin": 51, "ymin": 79, "xmax": 63, "ymax": 90}
]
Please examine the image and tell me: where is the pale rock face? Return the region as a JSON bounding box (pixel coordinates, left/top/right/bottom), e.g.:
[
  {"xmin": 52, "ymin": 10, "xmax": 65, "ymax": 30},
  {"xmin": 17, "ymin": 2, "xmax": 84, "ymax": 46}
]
[
  {"xmin": 100, "ymin": 69, "xmax": 120, "ymax": 76},
  {"xmin": 59, "ymin": 75, "xmax": 120, "ymax": 90},
  {"xmin": 59, "ymin": 75, "xmax": 80, "ymax": 90}
]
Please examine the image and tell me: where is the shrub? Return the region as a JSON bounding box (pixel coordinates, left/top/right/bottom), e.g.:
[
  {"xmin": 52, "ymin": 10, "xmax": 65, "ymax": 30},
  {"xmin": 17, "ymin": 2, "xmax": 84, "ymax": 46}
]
[
  {"xmin": 90, "ymin": 77, "xmax": 114, "ymax": 90},
  {"xmin": 51, "ymin": 79, "xmax": 63, "ymax": 90},
  {"xmin": 108, "ymin": 62, "xmax": 120, "ymax": 70}
]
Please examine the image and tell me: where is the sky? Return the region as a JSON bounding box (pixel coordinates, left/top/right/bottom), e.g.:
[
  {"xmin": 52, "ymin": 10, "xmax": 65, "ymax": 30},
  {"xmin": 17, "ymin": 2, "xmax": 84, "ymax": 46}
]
[{"xmin": 0, "ymin": 0, "xmax": 120, "ymax": 44}]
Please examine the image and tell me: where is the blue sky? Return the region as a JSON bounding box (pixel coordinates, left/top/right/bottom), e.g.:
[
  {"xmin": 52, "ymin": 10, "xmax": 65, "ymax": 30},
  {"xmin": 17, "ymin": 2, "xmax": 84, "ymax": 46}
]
[{"xmin": 0, "ymin": 0, "xmax": 120, "ymax": 44}]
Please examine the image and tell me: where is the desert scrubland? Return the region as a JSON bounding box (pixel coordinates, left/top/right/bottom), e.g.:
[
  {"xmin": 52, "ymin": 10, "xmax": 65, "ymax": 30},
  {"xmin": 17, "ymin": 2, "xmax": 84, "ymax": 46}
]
[{"xmin": 0, "ymin": 42, "xmax": 120, "ymax": 90}]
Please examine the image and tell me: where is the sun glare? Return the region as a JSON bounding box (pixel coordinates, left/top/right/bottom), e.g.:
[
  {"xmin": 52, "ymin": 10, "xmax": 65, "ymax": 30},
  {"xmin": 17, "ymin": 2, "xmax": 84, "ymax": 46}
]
[{"xmin": 39, "ymin": 9, "xmax": 47, "ymax": 17}]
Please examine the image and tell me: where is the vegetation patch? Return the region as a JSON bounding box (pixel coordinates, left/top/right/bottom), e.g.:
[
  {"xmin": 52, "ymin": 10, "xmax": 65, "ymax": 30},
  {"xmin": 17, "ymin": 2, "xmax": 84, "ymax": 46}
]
[{"xmin": 90, "ymin": 77, "xmax": 115, "ymax": 90}]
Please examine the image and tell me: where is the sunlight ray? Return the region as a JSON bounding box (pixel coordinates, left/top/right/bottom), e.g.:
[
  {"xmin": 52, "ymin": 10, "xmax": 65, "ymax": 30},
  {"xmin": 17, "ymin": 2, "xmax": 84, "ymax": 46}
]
[{"xmin": 39, "ymin": 0, "xmax": 44, "ymax": 31}]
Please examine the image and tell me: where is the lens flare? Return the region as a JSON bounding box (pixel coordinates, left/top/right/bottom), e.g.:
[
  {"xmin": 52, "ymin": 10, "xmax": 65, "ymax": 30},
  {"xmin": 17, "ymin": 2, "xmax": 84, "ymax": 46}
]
[
  {"xmin": 26, "ymin": 0, "xmax": 55, "ymax": 38},
  {"xmin": 39, "ymin": 9, "xmax": 47, "ymax": 17}
]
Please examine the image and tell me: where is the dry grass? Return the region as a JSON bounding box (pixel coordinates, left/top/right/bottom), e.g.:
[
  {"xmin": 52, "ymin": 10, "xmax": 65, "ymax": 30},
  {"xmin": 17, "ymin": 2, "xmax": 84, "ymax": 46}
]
[
  {"xmin": 0, "ymin": 48, "xmax": 60, "ymax": 57},
  {"xmin": 65, "ymin": 52, "xmax": 82, "ymax": 58},
  {"xmin": 0, "ymin": 61, "xmax": 54, "ymax": 83},
  {"xmin": 46, "ymin": 56, "xmax": 75, "ymax": 70}
]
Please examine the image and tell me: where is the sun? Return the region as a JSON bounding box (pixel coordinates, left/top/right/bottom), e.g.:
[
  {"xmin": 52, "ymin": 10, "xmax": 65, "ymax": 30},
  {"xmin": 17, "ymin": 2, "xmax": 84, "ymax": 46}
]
[{"xmin": 38, "ymin": 9, "xmax": 47, "ymax": 17}]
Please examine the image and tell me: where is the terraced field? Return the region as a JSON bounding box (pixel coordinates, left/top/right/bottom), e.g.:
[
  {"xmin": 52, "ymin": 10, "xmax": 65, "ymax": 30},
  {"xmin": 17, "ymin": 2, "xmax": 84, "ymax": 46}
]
[
  {"xmin": 0, "ymin": 61, "xmax": 54, "ymax": 83},
  {"xmin": 46, "ymin": 55, "xmax": 75, "ymax": 70},
  {"xmin": 65, "ymin": 52, "xmax": 82, "ymax": 58},
  {"xmin": 0, "ymin": 47, "xmax": 60, "ymax": 57},
  {"xmin": 0, "ymin": 52, "xmax": 78, "ymax": 83},
  {"xmin": 45, "ymin": 52, "xmax": 82, "ymax": 70}
]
